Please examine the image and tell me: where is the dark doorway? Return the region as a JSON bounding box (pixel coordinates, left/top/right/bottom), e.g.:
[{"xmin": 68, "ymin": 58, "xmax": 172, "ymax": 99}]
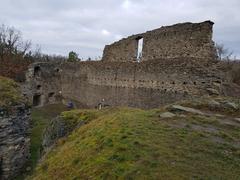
[
  {"xmin": 33, "ymin": 95, "xmax": 41, "ymax": 106},
  {"xmin": 48, "ymin": 92, "xmax": 55, "ymax": 98},
  {"xmin": 136, "ymin": 37, "xmax": 143, "ymax": 62},
  {"xmin": 33, "ymin": 66, "xmax": 41, "ymax": 77},
  {"xmin": 36, "ymin": 85, "xmax": 42, "ymax": 90}
]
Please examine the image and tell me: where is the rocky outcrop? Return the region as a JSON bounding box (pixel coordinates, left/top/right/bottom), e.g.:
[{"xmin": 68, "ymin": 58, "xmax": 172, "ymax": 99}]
[
  {"xmin": 41, "ymin": 116, "xmax": 66, "ymax": 153},
  {"xmin": 0, "ymin": 104, "xmax": 30, "ymax": 180},
  {"xmin": 42, "ymin": 110, "xmax": 92, "ymax": 154},
  {"xmin": 42, "ymin": 116, "xmax": 84, "ymax": 153}
]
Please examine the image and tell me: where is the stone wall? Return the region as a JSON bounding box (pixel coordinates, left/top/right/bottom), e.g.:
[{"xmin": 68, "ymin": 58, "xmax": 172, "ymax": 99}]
[
  {"xmin": 103, "ymin": 21, "xmax": 216, "ymax": 62},
  {"xmin": 23, "ymin": 62, "xmax": 62, "ymax": 107},
  {"xmin": 59, "ymin": 59, "xmax": 225, "ymax": 109},
  {"xmin": 0, "ymin": 104, "xmax": 30, "ymax": 180},
  {"xmin": 25, "ymin": 58, "xmax": 232, "ymax": 109}
]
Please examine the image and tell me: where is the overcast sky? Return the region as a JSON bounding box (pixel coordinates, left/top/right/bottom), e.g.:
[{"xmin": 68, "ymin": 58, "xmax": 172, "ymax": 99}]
[{"xmin": 0, "ymin": 0, "xmax": 239, "ymax": 59}]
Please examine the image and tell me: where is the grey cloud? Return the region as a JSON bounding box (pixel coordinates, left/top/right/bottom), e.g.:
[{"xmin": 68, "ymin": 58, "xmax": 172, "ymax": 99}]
[{"xmin": 0, "ymin": 0, "xmax": 239, "ymax": 59}]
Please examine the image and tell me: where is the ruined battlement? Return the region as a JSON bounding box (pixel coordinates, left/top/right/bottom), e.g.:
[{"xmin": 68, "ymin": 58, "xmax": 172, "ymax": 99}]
[{"xmin": 103, "ymin": 21, "xmax": 216, "ymax": 62}]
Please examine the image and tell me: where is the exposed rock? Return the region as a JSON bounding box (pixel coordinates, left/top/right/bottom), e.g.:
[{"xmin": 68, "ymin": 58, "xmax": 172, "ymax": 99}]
[
  {"xmin": 222, "ymin": 101, "xmax": 239, "ymax": 111},
  {"xmin": 42, "ymin": 116, "xmax": 85, "ymax": 154},
  {"xmin": 179, "ymin": 114, "xmax": 187, "ymax": 118},
  {"xmin": 42, "ymin": 116, "xmax": 66, "ymax": 153},
  {"xmin": 169, "ymin": 105, "xmax": 206, "ymax": 116},
  {"xmin": 0, "ymin": 104, "xmax": 30, "ymax": 180},
  {"xmin": 160, "ymin": 112, "xmax": 176, "ymax": 118},
  {"xmin": 208, "ymin": 100, "xmax": 221, "ymax": 110},
  {"xmin": 206, "ymin": 88, "xmax": 220, "ymax": 95},
  {"xmin": 234, "ymin": 118, "xmax": 240, "ymax": 123},
  {"xmin": 214, "ymin": 114, "xmax": 225, "ymax": 118}
]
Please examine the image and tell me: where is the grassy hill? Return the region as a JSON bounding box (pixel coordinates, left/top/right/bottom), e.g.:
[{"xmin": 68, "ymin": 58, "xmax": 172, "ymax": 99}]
[
  {"xmin": 16, "ymin": 104, "xmax": 68, "ymax": 180},
  {"xmin": 0, "ymin": 76, "xmax": 23, "ymax": 106},
  {"xmin": 31, "ymin": 98, "xmax": 240, "ymax": 180}
]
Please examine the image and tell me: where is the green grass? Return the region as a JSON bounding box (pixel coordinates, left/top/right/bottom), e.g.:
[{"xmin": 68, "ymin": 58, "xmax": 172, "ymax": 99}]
[
  {"xmin": 60, "ymin": 109, "xmax": 99, "ymax": 130},
  {"xmin": 29, "ymin": 104, "xmax": 68, "ymax": 167},
  {"xmin": 0, "ymin": 76, "xmax": 23, "ymax": 106},
  {"xmin": 31, "ymin": 107, "xmax": 240, "ymax": 180},
  {"xmin": 16, "ymin": 104, "xmax": 68, "ymax": 180}
]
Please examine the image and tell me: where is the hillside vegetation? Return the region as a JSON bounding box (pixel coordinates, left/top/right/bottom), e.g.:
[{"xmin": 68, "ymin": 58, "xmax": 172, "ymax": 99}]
[
  {"xmin": 0, "ymin": 76, "xmax": 22, "ymax": 106},
  {"xmin": 31, "ymin": 97, "xmax": 240, "ymax": 180},
  {"xmin": 16, "ymin": 104, "xmax": 68, "ymax": 180}
]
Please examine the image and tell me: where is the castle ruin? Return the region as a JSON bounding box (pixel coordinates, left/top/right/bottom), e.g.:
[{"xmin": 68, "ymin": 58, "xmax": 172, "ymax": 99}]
[
  {"xmin": 103, "ymin": 21, "xmax": 216, "ymax": 62},
  {"xmin": 23, "ymin": 21, "xmax": 239, "ymax": 109}
]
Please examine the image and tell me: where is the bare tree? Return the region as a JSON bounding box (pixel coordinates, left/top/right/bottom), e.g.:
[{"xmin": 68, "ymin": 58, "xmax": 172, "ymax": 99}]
[
  {"xmin": 215, "ymin": 43, "xmax": 233, "ymax": 61},
  {"xmin": 0, "ymin": 24, "xmax": 32, "ymax": 59},
  {"xmin": 21, "ymin": 40, "xmax": 32, "ymax": 56}
]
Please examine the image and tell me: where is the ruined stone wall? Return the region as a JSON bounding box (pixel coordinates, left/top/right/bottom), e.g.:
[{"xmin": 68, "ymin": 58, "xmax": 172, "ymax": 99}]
[
  {"xmin": 103, "ymin": 37, "xmax": 139, "ymax": 62},
  {"xmin": 103, "ymin": 21, "xmax": 216, "ymax": 62},
  {"xmin": 57, "ymin": 59, "xmax": 224, "ymax": 109},
  {"xmin": 23, "ymin": 21, "xmax": 239, "ymax": 109},
  {"xmin": 0, "ymin": 104, "xmax": 30, "ymax": 180},
  {"xmin": 25, "ymin": 58, "xmax": 236, "ymax": 109},
  {"xmin": 23, "ymin": 62, "xmax": 62, "ymax": 107}
]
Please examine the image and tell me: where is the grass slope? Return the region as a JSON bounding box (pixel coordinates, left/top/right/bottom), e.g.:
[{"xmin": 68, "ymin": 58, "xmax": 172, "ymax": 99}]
[
  {"xmin": 32, "ymin": 105, "xmax": 240, "ymax": 180},
  {"xmin": 29, "ymin": 104, "xmax": 68, "ymax": 168},
  {"xmin": 0, "ymin": 76, "xmax": 22, "ymax": 106},
  {"xmin": 16, "ymin": 104, "xmax": 68, "ymax": 180}
]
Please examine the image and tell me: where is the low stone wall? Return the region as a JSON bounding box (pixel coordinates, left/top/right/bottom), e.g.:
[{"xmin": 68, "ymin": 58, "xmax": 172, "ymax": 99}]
[{"xmin": 0, "ymin": 104, "xmax": 30, "ymax": 180}]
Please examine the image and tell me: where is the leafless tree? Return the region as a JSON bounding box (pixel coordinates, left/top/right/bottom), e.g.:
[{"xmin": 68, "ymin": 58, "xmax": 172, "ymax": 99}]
[
  {"xmin": 215, "ymin": 43, "xmax": 233, "ymax": 61},
  {"xmin": 0, "ymin": 24, "xmax": 32, "ymax": 59}
]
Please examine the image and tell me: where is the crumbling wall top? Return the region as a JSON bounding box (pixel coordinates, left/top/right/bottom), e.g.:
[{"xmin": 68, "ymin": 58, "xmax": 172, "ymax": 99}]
[{"xmin": 102, "ymin": 20, "xmax": 216, "ymax": 62}]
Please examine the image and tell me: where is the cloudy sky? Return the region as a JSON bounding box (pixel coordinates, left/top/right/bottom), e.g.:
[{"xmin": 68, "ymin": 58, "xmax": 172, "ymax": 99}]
[{"xmin": 0, "ymin": 0, "xmax": 239, "ymax": 59}]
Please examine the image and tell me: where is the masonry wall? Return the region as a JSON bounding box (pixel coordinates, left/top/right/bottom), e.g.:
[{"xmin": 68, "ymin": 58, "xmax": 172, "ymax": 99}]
[
  {"xmin": 56, "ymin": 59, "xmax": 224, "ymax": 109},
  {"xmin": 25, "ymin": 59, "xmax": 224, "ymax": 108},
  {"xmin": 102, "ymin": 21, "xmax": 216, "ymax": 62},
  {"xmin": 23, "ymin": 62, "xmax": 62, "ymax": 107},
  {"xmin": 25, "ymin": 58, "xmax": 240, "ymax": 110}
]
